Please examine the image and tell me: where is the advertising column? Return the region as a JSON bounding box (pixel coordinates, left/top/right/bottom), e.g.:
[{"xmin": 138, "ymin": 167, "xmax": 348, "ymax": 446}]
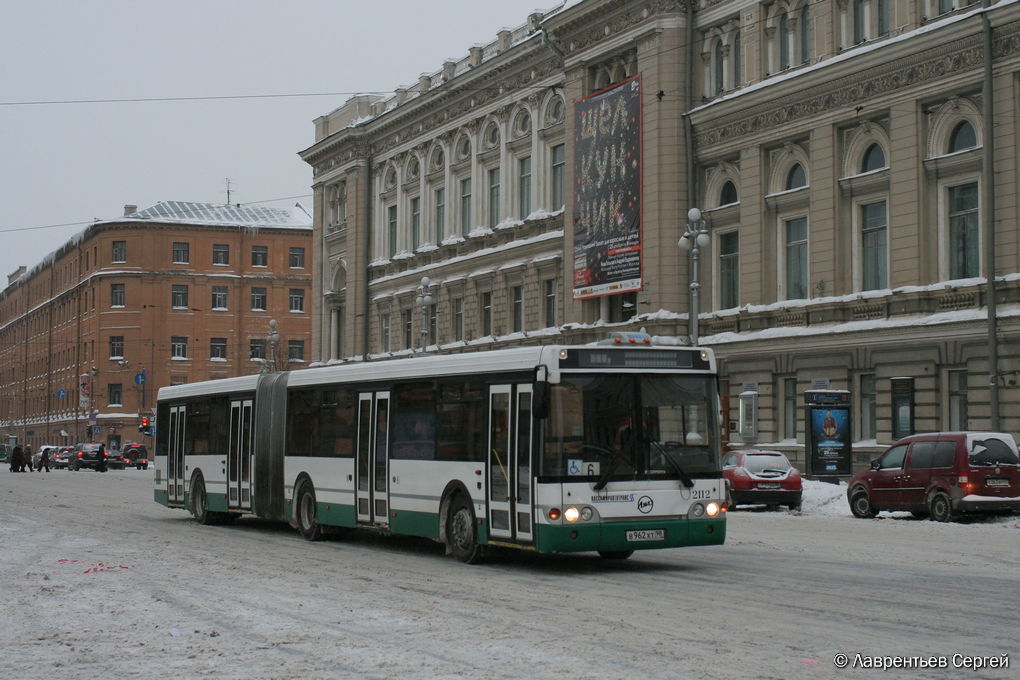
[{"xmin": 805, "ymin": 390, "xmax": 852, "ymax": 479}]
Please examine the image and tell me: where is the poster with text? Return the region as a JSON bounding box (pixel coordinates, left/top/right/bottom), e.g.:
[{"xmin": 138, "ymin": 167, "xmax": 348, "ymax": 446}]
[
  {"xmin": 573, "ymin": 75, "xmax": 642, "ymax": 299},
  {"xmin": 807, "ymin": 406, "xmax": 852, "ymax": 476}
]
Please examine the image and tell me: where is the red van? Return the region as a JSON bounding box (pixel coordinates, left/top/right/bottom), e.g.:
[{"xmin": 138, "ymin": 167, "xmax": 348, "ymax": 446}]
[{"xmin": 848, "ymin": 432, "xmax": 1020, "ymax": 522}]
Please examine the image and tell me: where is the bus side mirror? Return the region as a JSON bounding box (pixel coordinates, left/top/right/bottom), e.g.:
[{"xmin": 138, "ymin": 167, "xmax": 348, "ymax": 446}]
[
  {"xmin": 533, "ymin": 381, "xmax": 550, "ymax": 419},
  {"xmin": 533, "ymin": 365, "xmax": 550, "ymax": 419}
]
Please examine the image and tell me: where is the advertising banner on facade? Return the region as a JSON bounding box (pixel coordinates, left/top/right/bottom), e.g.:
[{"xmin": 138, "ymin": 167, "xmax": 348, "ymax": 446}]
[{"xmin": 573, "ymin": 75, "xmax": 642, "ymax": 299}]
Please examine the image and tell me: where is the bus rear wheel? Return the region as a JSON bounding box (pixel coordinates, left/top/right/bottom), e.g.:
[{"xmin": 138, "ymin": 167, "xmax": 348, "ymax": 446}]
[
  {"xmin": 447, "ymin": 496, "xmax": 484, "ymax": 564},
  {"xmin": 191, "ymin": 476, "xmax": 215, "ymax": 525},
  {"xmin": 296, "ymin": 483, "xmax": 323, "ymax": 541}
]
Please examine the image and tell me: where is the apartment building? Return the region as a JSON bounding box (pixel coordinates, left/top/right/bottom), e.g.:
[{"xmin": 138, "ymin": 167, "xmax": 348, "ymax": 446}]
[{"xmin": 0, "ymin": 201, "xmax": 312, "ymax": 450}]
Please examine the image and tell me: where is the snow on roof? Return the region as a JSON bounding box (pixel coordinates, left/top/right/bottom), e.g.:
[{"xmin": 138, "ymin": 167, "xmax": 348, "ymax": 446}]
[{"xmin": 122, "ymin": 201, "xmax": 311, "ymax": 230}]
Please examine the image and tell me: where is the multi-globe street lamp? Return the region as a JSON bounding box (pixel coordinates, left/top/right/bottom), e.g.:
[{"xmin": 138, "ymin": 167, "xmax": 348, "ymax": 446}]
[{"xmin": 678, "ymin": 207, "xmax": 710, "ymax": 346}]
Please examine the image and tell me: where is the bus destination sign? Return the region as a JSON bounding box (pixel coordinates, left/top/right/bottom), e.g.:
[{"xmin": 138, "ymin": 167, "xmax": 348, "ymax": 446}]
[{"xmin": 562, "ymin": 349, "xmax": 706, "ymax": 370}]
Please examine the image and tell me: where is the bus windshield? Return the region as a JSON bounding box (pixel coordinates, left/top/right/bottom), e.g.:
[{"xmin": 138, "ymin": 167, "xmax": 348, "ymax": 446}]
[{"xmin": 541, "ymin": 374, "xmax": 720, "ymax": 486}]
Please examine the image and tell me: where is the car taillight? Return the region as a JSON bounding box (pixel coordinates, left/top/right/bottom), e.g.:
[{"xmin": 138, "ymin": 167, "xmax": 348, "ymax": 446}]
[{"xmin": 958, "ymin": 475, "xmax": 975, "ymax": 491}]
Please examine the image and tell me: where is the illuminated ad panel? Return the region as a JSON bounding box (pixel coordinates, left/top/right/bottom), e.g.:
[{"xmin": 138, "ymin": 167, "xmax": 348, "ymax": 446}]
[{"xmin": 572, "ymin": 75, "xmax": 642, "ymax": 300}]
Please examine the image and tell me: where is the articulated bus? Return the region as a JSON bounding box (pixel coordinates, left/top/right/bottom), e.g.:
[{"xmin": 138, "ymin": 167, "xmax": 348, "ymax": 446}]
[{"xmin": 154, "ymin": 335, "xmax": 726, "ymax": 562}]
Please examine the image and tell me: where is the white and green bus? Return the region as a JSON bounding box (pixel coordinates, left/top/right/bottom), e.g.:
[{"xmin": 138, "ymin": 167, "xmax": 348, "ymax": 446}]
[{"xmin": 154, "ymin": 336, "xmax": 726, "ymax": 562}]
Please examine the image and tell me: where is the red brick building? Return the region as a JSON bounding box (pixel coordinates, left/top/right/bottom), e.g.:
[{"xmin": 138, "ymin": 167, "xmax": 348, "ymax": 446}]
[{"xmin": 0, "ymin": 201, "xmax": 312, "ymax": 451}]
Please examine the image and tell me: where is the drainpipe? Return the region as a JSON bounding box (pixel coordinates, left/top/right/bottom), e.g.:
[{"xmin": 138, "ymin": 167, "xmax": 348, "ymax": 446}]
[{"xmin": 982, "ymin": 2, "xmax": 999, "ymax": 430}]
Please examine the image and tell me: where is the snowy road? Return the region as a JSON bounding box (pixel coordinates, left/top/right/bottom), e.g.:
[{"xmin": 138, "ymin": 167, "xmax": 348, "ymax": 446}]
[{"xmin": 2, "ymin": 469, "xmax": 1017, "ymax": 680}]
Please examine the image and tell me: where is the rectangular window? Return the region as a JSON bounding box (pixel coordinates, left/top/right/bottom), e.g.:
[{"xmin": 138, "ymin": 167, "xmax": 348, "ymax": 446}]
[
  {"xmin": 381, "ymin": 314, "xmax": 391, "ymax": 353},
  {"xmin": 480, "ymin": 291, "xmax": 492, "ymax": 336},
  {"xmin": 861, "ymin": 200, "xmax": 887, "ymax": 290},
  {"xmin": 512, "ymin": 285, "xmax": 523, "ymax": 333},
  {"xmin": 783, "ymin": 377, "xmax": 797, "ymax": 440},
  {"xmin": 251, "ymin": 287, "xmax": 267, "ymax": 311},
  {"xmin": 289, "ymin": 289, "xmax": 305, "ymax": 312},
  {"xmin": 544, "ymin": 279, "xmax": 556, "ymax": 328},
  {"xmin": 434, "ymin": 187, "xmax": 445, "ymax": 241},
  {"xmin": 172, "ymin": 242, "xmax": 190, "ymax": 264},
  {"xmin": 891, "ymin": 377, "xmax": 914, "ymax": 440},
  {"xmin": 410, "ymin": 197, "xmax": 421, "ymax": 249},
  {"xmin": 939, "ymin": 0, "xmax": 953, "ymax": 14},
  {"xmin": 212, "ymin": 244, "xmax": 230, "ymax": 265},
  {"xmin": 860, "ymin": 373, "xmax": 877, "ymax": 441},
  {"xmin": 853, "ymin": 0, "xmax": 866, "ymax": 44},
  {"xmin": 460, "ymin": 178, "xmax": 472, "ymax": 235},
  {"xmin": 402, "ymin": 309, "xmax": 413, "ymax": 349},
  {"xmin": 171, "ymin": 336, "xmax": 188, "ymax": 359},
  {"xmin": 288, "ymin": 340, "xmax": 305, "ymax": 361},
  {"xmin": 171, "ymin": 284, "xmax": 189, "ymax": 308},
  {"xmin": 112, "ymin": 240, "xmax": 126, "ymax": 263},
  {"xmin": 211, "ymin": 286, "xmax": 228, "ymax": 310},
  {"xmin": 488, "ymin": 167, "xmax": 501, "ymax": 228},
  {"xmin": 289, "ymin": 247, "xmax": 305, "ymax": 269},
  {"xmin": 210, "ymin": 338, "xmax": 227, "ymax": 360},
  {"xmin": 948, "ymin": 183, "xmax": 979, "ymax": 279},
  {"xmin": 518, "ymin": 156, "xmax": 532, "ymax": 219},
  {"xmin": 948, "ymin": 370, "xmax": 968, "ymax": 430},
  {"xmin": 108, "ymin": 383, "xmax": 122, "ymax": 406},
  {"xmin": 453, "ymin": 298, "xmax": 464, "ymax": 340},
  {"xmin": 878, "ymin": 0, "xmax": 890, "ymax": 36},
  {"xmin": 785, "ymin": 216, "xmax": 808, "ymax": 300},
  {"xmin": 551, "ymin": 144, "xmax": 565, "ymax": 209},
  {"xmin": 110, "ymin": 283, "xmax": 125, "ymax": 307},
  {"xmin": 251, "ymin": 245, "xmax": 268, "ymax": 267},
  {"xmin": 249, "ymin": 338, "xmax": 266, "ymax": 360},
  {"xmin": 388, "ymin": 204, "xmax": 398, "ymax": 257},
  {"xmin": 109, "ymin": 336, "xmax": 124, "ymax": 358},
  {"xmin": 719, "ymin": 231, "xmax": 739, "ymax": 309}
]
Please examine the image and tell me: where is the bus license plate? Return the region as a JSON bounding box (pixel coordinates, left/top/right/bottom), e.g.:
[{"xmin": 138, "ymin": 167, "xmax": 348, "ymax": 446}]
[{"xmin": 626, "ymin": 529, "xmax": 664, "ymax": 542}]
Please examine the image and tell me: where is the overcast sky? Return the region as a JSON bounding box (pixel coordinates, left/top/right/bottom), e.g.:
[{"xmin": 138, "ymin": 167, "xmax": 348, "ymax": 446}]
[{"xmin": 0, "ymin": 0, "xmax": 556, "ymax": 284}]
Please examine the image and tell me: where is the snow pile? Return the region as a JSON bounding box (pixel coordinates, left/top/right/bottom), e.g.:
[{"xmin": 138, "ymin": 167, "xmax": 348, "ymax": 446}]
[{"xmin": 800, "ymin": 479, "xmax": 851, "ymax": 517}]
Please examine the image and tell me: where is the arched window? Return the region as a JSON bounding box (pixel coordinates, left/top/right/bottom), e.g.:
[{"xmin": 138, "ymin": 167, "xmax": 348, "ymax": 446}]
[
  {"xmin": 786, "ymin": 164, "xmax": 807, "ymax": 190},
  {"xmin": 720, "ymin": 181, "xmax": 738, "ymax": 206},
  {"xmin": 779, "ymin": 12, "xmax": 790, "ymax": 70},
  {"xmin": 800, "ymin": 5, "xmax": 811, "ymax": 64},
  {"xmin": 948, "ymin": 121, "xmax": 977, "ymax": 153},
  {"xmin": 861, "ymin": 144, "xmax": 886, "ymax": 173}
]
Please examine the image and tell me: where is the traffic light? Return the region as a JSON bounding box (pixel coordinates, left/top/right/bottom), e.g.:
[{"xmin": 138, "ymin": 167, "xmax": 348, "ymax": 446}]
[{"xmin": 139, "ymin": 416, "xmax": 150, "ymax": 434}]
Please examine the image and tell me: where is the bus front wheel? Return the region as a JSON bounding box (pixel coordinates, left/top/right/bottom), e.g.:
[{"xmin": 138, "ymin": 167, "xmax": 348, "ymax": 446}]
[
  {"xmin": 295, "ymin": 483, "xmax": 323, "ymax": 541},
  {"xmin": 447, "ymin": 496, "xmax": 484, "ymax": 564}
]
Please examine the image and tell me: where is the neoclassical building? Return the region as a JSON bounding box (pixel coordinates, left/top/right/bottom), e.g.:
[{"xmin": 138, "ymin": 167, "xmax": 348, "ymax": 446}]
[{"xmin": 300, "ymin": 0, "xmax": 1020, "ymax": 471}]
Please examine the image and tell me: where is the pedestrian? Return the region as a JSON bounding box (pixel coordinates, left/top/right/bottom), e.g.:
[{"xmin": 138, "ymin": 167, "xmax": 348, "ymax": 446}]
[
  {"xmin": 39, "ymin": 447, "xmax": 50, "ymax": 473},
  {"xmin": 9, "ymin": 445, "xmax": 22, "ymax": 472},
  {"xmin": 21, "ymin": 446, "xmax": 32, "ymax": 472},
  {"xmin": 96, "ymin": 444, "xmax": 108, "ymax": 473}
]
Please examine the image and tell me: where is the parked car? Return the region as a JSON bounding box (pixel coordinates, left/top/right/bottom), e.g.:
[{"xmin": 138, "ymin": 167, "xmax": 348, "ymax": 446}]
[
  {"xmin": 52, "ymin": 446, "xmax": 74, "ymax": 469},
  {"xmin": 848, "ymin": 432, "xmax": 1020, "ymax": 522},
  {"xmin": 68, "ymin": 443, "xmax": 126, "ymax": 471},
  {"xmin": 723, "ymin": 450, "xmax": 803, "ymax": 510},
  {"xmin": 122, "ymin": 443, "xmax": 149, "ymax": 469}
]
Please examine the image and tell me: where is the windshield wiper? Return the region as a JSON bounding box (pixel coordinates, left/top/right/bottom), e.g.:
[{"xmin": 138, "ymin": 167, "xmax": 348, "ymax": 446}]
[
  {"xmin": 580, "ymin": 443, "xmax": 628, "ymax": 491},
  {"xmin": 648, "ymin": 438, "xmax": 694, "ymax": 488}
]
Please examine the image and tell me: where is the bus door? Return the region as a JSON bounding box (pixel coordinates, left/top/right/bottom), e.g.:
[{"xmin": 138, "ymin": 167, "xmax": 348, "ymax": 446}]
[
  {"xmin": 167, "ymin": 405, "xmax": 186, "ymax": 504},
  {"xmin": 488, "ymin": 384, "xmax": 534, "ymax": 543},
  {"xmin": 356, "ymin": 391, "xmax": 391, "ymax": 526},
  {"xmin": 227, "ymin": 399, "xmax": 253, "ymax": 511}
]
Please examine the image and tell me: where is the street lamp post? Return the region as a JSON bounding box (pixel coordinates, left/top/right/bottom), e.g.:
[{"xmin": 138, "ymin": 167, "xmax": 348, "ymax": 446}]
[
  {"xmin": 415, "ymin": 276, "xmax": 434, "ymax": 353},
  {"xmin": 678, "ymin": 207, "xmax": 710, "ymax": 346}
]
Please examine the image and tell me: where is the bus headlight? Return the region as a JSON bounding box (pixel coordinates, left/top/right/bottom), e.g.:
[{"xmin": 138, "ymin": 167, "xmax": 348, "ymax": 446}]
[
  {"xmin": 580, "ymin": 506, "xmax": 594, "ymax": 521},
  {"xmin": 691, "ymin": 503, "xmax": 705, "ymax": 518},
  {"xmin": 564, "ymin": 506, "xmax": 580, "ymax": 523},
  {"xmin": 705, "ymin": 502, "xmax": 721, "ymax": 517}
]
